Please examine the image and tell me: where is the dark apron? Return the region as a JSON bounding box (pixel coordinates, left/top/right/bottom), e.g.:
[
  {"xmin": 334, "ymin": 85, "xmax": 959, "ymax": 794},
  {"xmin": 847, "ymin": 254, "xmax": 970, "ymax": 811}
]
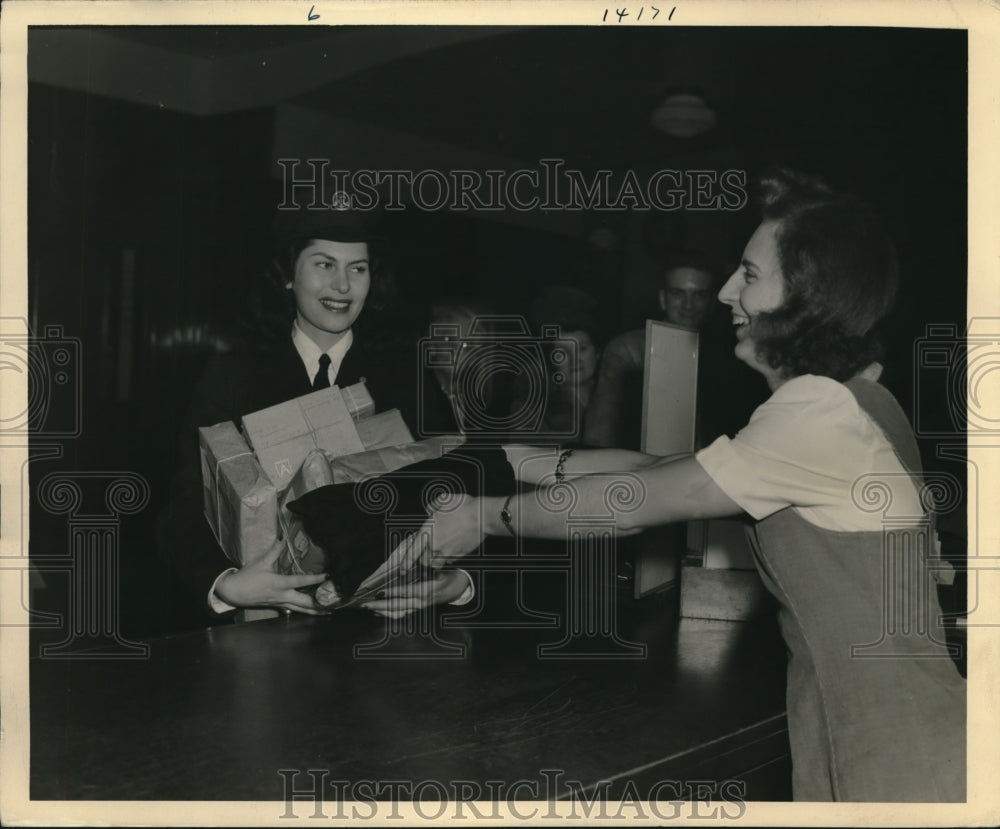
[{"xmin": 747, "ymin": 378, "xmax": 965, "ymax": 801}]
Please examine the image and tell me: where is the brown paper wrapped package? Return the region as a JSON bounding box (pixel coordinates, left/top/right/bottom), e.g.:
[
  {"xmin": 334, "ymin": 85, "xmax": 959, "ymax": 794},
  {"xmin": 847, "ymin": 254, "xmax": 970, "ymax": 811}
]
[
  {"xmin": 199, "ymin": 421, "xmax": 279, "ymax": 567},
  {"xmin": 355, "ymin": 409, "xmax": 414, "ymax": 450},
  {"xmin": 331, "ymin": 436, "xmax": 463, "ymax": 484},
  {"xmin": 241, "ymin": 387, "xmax": 365, "ymax": 491},
  {"xmin": 341, "ymin": 381, "xmax": 375, "ymax": 421}
]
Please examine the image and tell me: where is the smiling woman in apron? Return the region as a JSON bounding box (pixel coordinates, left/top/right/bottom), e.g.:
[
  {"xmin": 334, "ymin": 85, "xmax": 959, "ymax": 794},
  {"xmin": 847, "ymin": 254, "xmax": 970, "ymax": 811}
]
[{"xmin": 378, "ymin": 168, "xmax": 966, "ymax": 802}]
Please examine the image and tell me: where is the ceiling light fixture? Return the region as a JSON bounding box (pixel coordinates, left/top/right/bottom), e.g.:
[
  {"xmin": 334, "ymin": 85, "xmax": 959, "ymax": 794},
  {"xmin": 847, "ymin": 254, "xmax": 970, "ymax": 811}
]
[{"xmin": 650, "ymin": 90, "xmax": 717, "ymax": 138}]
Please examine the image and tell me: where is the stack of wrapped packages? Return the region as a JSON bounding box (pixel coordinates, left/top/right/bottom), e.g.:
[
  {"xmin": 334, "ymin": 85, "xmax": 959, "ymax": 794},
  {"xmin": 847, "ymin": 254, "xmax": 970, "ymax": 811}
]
[{"xmin": 199, "ymin": 383, "xmax": 514, "ymax": 610}]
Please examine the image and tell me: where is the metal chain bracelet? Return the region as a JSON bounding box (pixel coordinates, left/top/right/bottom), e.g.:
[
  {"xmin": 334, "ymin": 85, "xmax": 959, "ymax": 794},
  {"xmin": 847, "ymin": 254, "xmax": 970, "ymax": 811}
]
[{"xmin": 554, "ymin": 447, "xmax": 574, "ymax": 483}]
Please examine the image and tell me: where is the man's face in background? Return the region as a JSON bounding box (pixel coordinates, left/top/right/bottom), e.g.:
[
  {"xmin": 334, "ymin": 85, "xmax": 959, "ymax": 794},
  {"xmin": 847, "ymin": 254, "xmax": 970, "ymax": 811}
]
[{"xmin": 658, "ymin": 266, "xmax": 715, "ymax": 330}]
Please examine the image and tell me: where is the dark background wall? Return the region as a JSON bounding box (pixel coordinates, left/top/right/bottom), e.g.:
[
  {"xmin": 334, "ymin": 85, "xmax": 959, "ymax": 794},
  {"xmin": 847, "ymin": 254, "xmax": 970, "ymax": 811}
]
[{"xmin": 24, "ymin": 26, "xmax": 968, "ymax": 637}]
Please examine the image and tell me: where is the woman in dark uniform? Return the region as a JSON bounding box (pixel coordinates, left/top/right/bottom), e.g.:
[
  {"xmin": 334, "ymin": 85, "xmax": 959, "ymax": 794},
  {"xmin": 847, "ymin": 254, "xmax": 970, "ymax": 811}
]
[
  {"xmin": 384, "ymin": 169, "xmax": 966, "ymax": 802},
  {"xmin": 156, "ymin": 205, "xmax": 462, "ymax": 620}
]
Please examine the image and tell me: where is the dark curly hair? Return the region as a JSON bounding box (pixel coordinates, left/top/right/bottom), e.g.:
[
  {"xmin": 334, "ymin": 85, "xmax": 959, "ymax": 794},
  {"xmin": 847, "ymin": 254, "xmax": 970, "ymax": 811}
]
[
  {"xmin": 749, "ymin": 168, "xmax": 899, "ymax": 382},
  {"xmin": 237, "ymin": 236, "xmax": 399, "ymax": 351}
]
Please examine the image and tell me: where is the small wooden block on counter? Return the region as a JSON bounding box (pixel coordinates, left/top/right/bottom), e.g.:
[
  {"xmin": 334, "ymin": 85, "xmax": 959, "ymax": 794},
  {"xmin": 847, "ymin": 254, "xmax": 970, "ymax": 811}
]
[{"xmin": 679, "ymin": 565, "xmax": 773, "ymax": 622}]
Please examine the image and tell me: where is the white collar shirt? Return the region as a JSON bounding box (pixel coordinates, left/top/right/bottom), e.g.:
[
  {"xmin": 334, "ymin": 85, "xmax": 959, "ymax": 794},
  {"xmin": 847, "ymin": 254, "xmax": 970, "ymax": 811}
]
[{"xmin": 291, "ymin": 322, "xmax": 354, "ymax": 387}]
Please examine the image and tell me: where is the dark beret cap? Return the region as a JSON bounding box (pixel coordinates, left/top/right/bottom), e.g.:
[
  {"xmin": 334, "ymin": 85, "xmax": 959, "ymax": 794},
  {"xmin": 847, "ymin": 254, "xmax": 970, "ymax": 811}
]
[{"xmin": 273, "ymin": 198, "xmax": 382, "ymax": 245}]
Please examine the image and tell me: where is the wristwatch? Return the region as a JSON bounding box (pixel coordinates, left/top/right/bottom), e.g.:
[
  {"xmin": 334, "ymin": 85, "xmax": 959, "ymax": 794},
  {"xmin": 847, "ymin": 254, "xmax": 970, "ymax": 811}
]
[{"xmin": 500, "ymin": 494, "xmax": 516, "ymax": 536}]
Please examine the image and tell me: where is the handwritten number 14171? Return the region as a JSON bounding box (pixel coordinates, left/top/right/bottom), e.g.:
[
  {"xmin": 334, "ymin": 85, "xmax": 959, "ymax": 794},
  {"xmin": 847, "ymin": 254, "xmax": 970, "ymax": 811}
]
[{"xmin": 604, "ymin": 6, "xmax": 676, "ymax": 22}]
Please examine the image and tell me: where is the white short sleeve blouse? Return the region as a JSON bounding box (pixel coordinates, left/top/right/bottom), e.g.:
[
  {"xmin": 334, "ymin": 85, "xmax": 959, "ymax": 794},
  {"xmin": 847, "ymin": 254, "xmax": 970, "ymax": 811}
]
[{"xmin": 695, "ymin": 375, "xmax": 923, "ymax": 531}]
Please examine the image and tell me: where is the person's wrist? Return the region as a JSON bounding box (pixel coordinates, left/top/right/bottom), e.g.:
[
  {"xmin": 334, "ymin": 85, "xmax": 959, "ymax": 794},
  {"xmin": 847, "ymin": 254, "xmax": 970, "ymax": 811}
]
[
  {"xmin": 483, "ymin": 495, "xmax": 507, "ymax": 536},
  {"xmin": 499, "ymin": 494, "xmax": 518, "ymax": 537},
  {"xmin": 208, "ymin": 567, "xmax": 240, "ymax": 614},
  {"xmin": 447, "ymin": 569, "xmax": 475, "ymax": 606},
  {"xmin": 439, "ymin": 569, "xmax": 470, "ymax": 605},
  {"xmin": 214, "ymin": 569, "xmax": 241, "ymax": 605}
]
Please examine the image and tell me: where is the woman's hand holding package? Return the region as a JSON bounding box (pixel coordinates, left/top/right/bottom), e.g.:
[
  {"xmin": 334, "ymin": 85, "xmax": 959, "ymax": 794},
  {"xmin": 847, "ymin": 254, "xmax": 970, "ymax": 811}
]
[
  {"xmin": 350, "ymin": 492, "xmax": 486, "ymax": 620},
  {"xmin": 378, "ymin": 492, "xmax": 488, "ymax": 578},
  {"xmin": 214, "ymin": 539, "xmax": 330, "ymax": 615},
  {"xmin": 360, "ymin": 568, "xmax": 472, "ymax": 618}
]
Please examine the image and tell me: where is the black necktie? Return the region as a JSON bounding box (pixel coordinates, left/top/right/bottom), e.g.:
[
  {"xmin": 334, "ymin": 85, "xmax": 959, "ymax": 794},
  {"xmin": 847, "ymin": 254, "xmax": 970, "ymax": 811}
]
[{"xmin": 312, "ymin": 353, "xmax": 331, "ymax": 389}]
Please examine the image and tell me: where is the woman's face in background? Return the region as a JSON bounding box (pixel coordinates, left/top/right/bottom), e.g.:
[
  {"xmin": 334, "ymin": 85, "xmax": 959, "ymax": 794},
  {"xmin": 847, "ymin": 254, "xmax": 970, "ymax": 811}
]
[
  {"xmin": 428, "ymin": 304, "xmax": 480, "ymax": 397},
  {"xmin": 564, "ymin": 329, "xmax": 600, "ymax": 387},
  {"xmin": 718, "ymin": 220, "xmax": 786, "ymax": 387},
  {"xmin": 290, "ymin": 239, "xmax": 370, "ymax": 350}
]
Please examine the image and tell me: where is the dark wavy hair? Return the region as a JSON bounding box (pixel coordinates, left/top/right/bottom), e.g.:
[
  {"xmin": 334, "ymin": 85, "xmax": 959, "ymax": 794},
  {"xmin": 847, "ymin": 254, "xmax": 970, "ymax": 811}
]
[
  {"xmin": 529, "ymin": 285, "xmax": 608, "ymax": 350},
  {"xmin": 749, "ymin": 168, "xmax": 899, "ymax": 382},
  {"xmin": 237, "ymin": 236, "xmax": 399, "ymax": 351}
]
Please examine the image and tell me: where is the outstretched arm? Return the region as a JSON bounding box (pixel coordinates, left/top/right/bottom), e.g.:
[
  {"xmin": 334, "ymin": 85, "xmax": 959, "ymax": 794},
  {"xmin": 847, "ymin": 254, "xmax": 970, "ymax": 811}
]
[
  {"xmin": 502, "ymin": 444, "xmax": 682, "ymax": 484},
  {"xmin": 500, "ymin": 455, "xmax": 738, "ymax": 537},
  {"xmin": 389, "ymin": 454, "xmax": 741, "ymax": 571}
]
